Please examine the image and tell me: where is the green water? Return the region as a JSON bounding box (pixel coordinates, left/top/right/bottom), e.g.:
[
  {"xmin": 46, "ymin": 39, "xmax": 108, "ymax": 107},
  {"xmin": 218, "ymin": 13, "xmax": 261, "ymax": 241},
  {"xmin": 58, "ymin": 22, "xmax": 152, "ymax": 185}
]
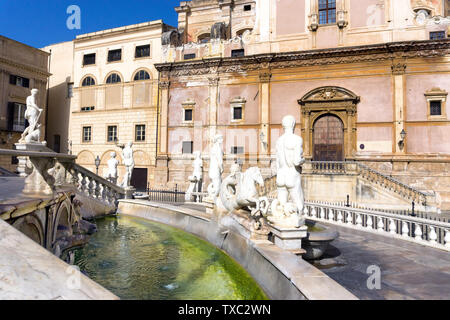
[{"xmin": 74, "ymin": 215, "xmax": 268, "ymax": 300}]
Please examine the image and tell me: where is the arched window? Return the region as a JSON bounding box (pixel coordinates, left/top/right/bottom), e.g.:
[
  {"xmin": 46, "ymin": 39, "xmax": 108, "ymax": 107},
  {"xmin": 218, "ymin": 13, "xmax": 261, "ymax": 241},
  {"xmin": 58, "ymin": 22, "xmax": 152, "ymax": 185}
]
[
  {"xmin": 82, "ymin": 76, "xmax": 96, "ymax": 87},
  {"xmin": 106, "ymin": 73, "xmax": 122, "ymax": 84},
  {"xmin": 134, "ymin": 70, "xmax": 150, "ymax": 81}
]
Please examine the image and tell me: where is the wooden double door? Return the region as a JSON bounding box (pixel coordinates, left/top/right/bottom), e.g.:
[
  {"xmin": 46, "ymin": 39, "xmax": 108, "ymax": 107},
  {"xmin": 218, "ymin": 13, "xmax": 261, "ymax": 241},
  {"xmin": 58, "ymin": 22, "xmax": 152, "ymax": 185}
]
[{"xmin": 313, "ymin": 115, "xmax": 344, "ymax": 162}]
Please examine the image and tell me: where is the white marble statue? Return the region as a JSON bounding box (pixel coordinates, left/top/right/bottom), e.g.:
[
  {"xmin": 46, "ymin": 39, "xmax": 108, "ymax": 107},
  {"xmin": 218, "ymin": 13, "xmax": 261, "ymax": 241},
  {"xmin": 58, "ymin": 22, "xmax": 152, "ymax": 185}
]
[
  {"xmin": 207, "ymin": 134, "xmax": 224, "ymax": 199},
  {"xmin": 220, "ymin": 166, "xmax": 269, "ymax": 219},
  {"xmin": 20, "ymin": 89, "xmax": 44, "ymax": 144},
  {"xmin": 186, "ymin": 151, "xmax": 203, "ymax": 202},
  {"xmin": 269, "ymin": 115, "xmax": 306, "ymax": 228},
  {"xmin": 121, "ymin": 142, "xmax": 135, "ymax": 188},
  {"xmin": 105, "ymin": 152, "xmax": 119, "ymax": 185}
]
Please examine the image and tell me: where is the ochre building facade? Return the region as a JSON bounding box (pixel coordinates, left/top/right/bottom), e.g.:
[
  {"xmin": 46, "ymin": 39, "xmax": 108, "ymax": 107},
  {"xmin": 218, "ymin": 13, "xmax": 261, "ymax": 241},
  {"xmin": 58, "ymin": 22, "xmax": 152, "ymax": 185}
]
[{"xmin": 154, "ymin": 0, "xmax": 450, "ymax": 209}]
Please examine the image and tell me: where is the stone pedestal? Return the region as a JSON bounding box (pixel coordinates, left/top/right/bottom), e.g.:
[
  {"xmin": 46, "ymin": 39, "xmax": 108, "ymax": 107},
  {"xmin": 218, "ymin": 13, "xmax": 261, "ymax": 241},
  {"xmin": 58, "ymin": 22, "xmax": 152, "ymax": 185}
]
[
  {"xmin": 124, "ymin": 187, "xmax": 136, "ymax": 200},
  {"xmin": 269, "ymin": 224, "xmax": 308, "ymax": 254},
  {"xmin": 15, "ymin": 143, "xmax": 55, "ymax": 196}
]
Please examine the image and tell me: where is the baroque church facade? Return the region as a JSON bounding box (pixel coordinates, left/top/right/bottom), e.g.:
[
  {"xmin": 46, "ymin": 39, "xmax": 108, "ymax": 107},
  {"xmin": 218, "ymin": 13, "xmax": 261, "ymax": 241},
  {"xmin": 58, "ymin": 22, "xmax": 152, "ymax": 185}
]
[{"xmin": 45, "ymin": 0, "xmax": 450, "ymax": 209}]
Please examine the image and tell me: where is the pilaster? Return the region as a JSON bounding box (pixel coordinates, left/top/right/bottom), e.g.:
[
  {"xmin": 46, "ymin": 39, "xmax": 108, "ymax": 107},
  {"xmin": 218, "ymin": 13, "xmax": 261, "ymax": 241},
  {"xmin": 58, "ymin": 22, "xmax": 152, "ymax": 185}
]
[{"xmin": 392, "ymin": 62, "xmax": 407, "ymax": 154}]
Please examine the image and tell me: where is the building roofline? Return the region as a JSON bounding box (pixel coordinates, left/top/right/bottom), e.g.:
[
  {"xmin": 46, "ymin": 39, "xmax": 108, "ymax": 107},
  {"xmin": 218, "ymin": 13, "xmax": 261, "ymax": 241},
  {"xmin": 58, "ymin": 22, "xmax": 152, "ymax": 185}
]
[
  {"xmin": 0, "ymin": 35, "xmax": 50, "ymax": 57},
  {"xmin": 74, "ymin": 20, "xmax": 175, "ymax": 42}
]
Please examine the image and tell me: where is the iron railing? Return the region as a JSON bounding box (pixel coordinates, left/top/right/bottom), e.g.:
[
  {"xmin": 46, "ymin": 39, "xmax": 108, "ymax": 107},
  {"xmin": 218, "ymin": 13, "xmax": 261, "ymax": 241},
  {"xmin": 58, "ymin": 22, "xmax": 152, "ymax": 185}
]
[{"xmin": 146, "ymin": 184, "xmax": 185, "ymax": 203}]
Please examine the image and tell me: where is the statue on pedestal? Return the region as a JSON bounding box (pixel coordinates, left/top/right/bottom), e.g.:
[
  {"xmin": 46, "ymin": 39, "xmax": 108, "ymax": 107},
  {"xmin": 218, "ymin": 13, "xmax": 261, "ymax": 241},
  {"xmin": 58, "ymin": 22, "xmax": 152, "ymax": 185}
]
[
  {"xmin": 121, "ymin": 142, "xmax": 135, "ymax": 189},
  {"xmin": 20, "ymin": 89, "xmax": 45, "ymax": 144},
  {"xmin": 207, "ymin": 134, "xmax": 224, "ymax": 199},
  {"xmin": 269, "ymin": 115, "xmax": 306, "ymax": 228},
  {"xmin": 186, "ymin": 151, "xmax": 203, "ymax": 202},
  {"xmin": 106, "ymin": 152, "xmax": 119, "ymax": 185}
]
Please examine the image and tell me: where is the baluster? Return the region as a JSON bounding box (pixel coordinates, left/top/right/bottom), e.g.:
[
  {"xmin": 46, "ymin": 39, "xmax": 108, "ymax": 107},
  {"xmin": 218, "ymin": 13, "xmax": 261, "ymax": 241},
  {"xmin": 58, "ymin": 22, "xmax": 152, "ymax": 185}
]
[
  {"xmin": 87, "ymin": 177, "xmax": 95, "ymax": 197},
  {"xmin": 346, "ymin": 211, "xmax": 352, "ymax": 225},
  {"xmin": 445, "ymin": 229, "xmax": 450, "ymax": 248},
  {"xmin": 366, "ymin": 215, "xmax": 373, "ymax": 230},
  {"xmin": 303, "ymin": 206, "xmax": 309, "ymax": 216},
  {"xmin": 329, "ymin": 209, "xmax": 334, "ymax": 221},
  {"xmin": 80, "ymin": 174, "xmax": 88, "ymax": 194},
  {"xmin": 337, "ymin": 210, "xmax": 343, "ymax": 223},
  {"xmin": 415, "ymin": 224, "xmax": 423, "ymax": 241},
  {"xmin": 320, "ymin": 207, "xmax": 325, "ymax": 220},
  {"xmin": 402, "ymin": 221, "xmax": 409, "ymax": 238},
  {"xmin": 356, "ymin": 214, "xmax": 363, "ymax": 227},
  {"xmin": 377, "ymin": 217, "xmax": 384, "ymax": 232},
  {"xmin": 389, "ymin": 219, "xmax": 396, "ymax": 235},
  {"xmin": 311, "ymin": 207, "xmax": 316, "ymax": 218},
  {"xmin": 101, "ymin": 184, "xmax": 107, "ymax": 201},
  {"xmin": 429, "ymin": 227, "xmax": 437, "ymax": 244},
  {"xmin": 94, "ymin": 181, "xmax": 101, "ymax": 199}
]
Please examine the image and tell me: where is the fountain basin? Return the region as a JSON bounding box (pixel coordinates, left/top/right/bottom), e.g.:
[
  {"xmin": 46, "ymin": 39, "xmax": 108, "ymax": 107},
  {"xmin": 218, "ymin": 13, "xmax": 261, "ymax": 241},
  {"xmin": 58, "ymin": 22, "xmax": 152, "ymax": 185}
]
[{"xmin": 302, "ymin": 220, "xmax": 339, "ymax": 260}]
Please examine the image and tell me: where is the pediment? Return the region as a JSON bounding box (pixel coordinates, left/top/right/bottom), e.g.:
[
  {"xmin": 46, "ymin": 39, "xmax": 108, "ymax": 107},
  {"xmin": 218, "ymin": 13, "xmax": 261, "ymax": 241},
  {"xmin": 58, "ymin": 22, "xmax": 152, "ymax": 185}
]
[{"xmin": 298, "ymin": 86, "xmax": 360, "ymax": 105}]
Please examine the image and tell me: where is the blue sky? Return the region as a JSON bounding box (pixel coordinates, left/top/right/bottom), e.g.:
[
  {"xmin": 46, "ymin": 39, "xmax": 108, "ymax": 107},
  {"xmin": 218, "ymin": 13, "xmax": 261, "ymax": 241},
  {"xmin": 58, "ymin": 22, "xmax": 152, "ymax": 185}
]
[{"xmin": 0, "ymin": 0, "xmax": 181, "ymax": 48}]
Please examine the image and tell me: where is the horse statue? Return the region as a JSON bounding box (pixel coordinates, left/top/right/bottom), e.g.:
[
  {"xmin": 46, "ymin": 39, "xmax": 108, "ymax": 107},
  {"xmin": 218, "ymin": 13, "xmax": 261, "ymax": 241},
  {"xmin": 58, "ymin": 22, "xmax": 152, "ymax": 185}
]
[{"xmin": 220, "ymin": 166, "xmax": 270, "ymax": 229}]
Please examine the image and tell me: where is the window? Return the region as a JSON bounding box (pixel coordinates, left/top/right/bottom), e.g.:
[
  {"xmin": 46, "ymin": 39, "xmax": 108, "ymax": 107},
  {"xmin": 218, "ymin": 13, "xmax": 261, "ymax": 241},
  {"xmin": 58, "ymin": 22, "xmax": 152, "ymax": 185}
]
[
  {"xmin": 9, "ymin": 75, "xmax": 30, "ymax": 88},
  {"xmin": 106, "ymin": 73, "xmax": 122, "ymax": 84},
  {"xmin": 430, "ymin": 101, "xmax": 442, "ymax": 116},
  {"xmin": 7, "ymin": 102, "xmax": 26, "ymax": 132},
  {"xmin": 135, "ymin": 125, "xmax": 146, "ymax": 142},
  {"xmin": 231, "ymin": 146, "xmax": 244, "ymax": 154},
  {"xmin": 135, "ymin": 44, "xmax": 150, "ymax": 58},
  {"xmin": 82, "ymin": 76, "xmax": 95, "ymax": 87},
  {"xmin": 134, "ymin": 70, "xmax": 150, "ymax": 81},
  {"xmin": 233, "ymin": 107, "xmax": 243, "ymax": 120},
  {"xmin": 197, "ymin": 34, "xmax": 210, "ymax": 43},
  {"xmin": 81, "ymin": 106, "xmax": 95, "ymax": 112},
  {"xmin": 67, "ymin": 83, "xmax": 74, "ymax": 98},
  {"xmin": 107, "ymin": 49, "xmax": 122, "ymax": 62},
  {"xmin": 244, "ymin": 5, "xmax": 252, "ymax": 11},
  {"xmin": 231, "ymin": 49, "xmax": 245, "ymax": 57},
  {"xmin": 425, "ymin": 88, "xmax": 447, "ymax": 119},
  {"xmin": 430, "ymin": 31, "xmax": 446, "ymax": 40},
  {"xmin": 107, "ymin": 126, "xmax": 118, "ymax": 142},
  {"xmin": 184, "ymin": 53, "xmax": 196, "ymax": 60},
  {"xmin": 184, "ymin": 109, "xmax": 193, "ymax": 122},
  {"xmin": 182, "ymin": 141, "xmax": 193, "ymax": 154},
  {"xmin": 83, "ymin": 53, "xmax": 96, "ymax": 66},
  {"xmin": 82, "ymin": 126, "xmax": 92, "ymax": 143},
  {"xmin": 319, "ymin": 0, "xmax": 336, "ymax": 25}
]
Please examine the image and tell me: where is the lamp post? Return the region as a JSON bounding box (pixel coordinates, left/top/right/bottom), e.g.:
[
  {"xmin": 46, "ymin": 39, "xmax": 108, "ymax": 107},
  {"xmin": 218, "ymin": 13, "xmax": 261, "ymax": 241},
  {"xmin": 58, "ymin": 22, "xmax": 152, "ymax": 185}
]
[
  {"xmin": 398, "ymin": 129, "xmax": 407, "ymax": 150},
  {"xmin": 95, "ymin": 155, "xmax": 101, "ymax": 175}
]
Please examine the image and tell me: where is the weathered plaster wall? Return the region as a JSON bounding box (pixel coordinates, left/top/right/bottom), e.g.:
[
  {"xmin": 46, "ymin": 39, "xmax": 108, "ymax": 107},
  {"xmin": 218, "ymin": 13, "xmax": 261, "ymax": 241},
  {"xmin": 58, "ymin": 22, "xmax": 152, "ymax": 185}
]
[{"xmin": 276, "ymin": 0, "xmax": 306, "ymax": 36}]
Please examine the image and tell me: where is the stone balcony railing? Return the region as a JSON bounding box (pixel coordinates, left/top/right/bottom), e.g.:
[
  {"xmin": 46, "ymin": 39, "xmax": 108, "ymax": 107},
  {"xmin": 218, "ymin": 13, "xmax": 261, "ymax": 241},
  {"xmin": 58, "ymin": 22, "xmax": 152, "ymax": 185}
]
[
  {"xmin": 0, "ymin": 147, "xmax": 126, "ymax": 207},
  {"xmin": 304, "ymin": 201, "xmax": 450, "ymax": 251}
]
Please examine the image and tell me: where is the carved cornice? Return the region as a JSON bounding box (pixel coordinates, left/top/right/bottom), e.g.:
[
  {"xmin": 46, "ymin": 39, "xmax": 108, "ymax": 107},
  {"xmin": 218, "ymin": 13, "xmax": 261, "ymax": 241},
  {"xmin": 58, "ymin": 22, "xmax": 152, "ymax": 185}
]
[
  {"xmin": 0, "ymin": 57, "xmax": 50, "ymax": 78},
  {"xmin": 155, "ymin": 39, "xmax": 450, "ymax": 78}
]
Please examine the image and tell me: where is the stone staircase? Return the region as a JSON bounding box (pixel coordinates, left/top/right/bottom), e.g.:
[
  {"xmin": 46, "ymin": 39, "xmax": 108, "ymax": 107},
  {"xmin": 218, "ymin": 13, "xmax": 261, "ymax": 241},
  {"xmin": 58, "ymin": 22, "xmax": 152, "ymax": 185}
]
[{"xmin": 261, "ymin": 161, "xmax": 438, "ymax": 212}]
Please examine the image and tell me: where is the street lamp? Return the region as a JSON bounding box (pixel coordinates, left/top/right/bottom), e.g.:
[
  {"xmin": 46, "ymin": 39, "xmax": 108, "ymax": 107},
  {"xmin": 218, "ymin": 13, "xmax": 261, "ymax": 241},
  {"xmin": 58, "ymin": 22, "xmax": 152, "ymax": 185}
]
[
  {"xmin": 398, "ymin": 129, "xmax": 407, "ymax": 150},
  {"xmin": 95, "ymin": 155, "xmax": 101, "ymax": 175}
]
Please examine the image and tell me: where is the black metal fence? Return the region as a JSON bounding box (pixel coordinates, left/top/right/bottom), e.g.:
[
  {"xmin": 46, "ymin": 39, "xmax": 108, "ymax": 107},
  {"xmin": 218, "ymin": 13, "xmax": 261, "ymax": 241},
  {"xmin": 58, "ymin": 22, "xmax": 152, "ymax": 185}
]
[{"xmin": 145, "ymin": 184, "xmax": 185, "ymax": 203}]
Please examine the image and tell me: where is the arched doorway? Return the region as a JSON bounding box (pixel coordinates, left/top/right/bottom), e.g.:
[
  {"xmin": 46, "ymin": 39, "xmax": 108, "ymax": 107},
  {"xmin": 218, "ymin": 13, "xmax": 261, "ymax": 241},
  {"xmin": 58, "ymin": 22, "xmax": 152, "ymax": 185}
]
[{"xmin": 313, "ymin": 114, "xmax": 344, "ymax": 161}]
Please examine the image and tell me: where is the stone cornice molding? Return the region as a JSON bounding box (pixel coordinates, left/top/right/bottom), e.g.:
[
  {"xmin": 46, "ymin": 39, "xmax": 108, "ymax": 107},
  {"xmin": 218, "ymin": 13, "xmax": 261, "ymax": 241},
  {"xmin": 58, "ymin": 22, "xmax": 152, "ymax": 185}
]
[
  {"xmin": 155, "ymin": 39, "xmax": 450, "ymax": 77},
  {"xmin": 0, "ymin": 57, "xmax": 50, "ymax": 78}
]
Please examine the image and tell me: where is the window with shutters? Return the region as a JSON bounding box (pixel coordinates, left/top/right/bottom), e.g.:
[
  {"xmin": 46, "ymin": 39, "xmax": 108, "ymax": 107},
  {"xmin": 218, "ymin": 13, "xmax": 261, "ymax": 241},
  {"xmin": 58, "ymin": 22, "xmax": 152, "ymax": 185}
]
[
  {"xmin": 107, "ymin": 125, "xmax": 118, "ymax": 142},
  {"xmin": 83, "ymin": 53, "xmax": 96, "ymax": 66},
  {"xmin": 7, "ymin": 102, "xmax": 26, "ymax": 132},
  {"xmin": 82, "ymin": 126, "xmax": 92, "ymax": 143},
  {"xmin": 9, "ymin": 75, "xmax": 30, "ymax": 88},
  {"xmin": 135, "ymin": 125, "xmax": 146, "ymax": 142},
  {"xmin": 107, "ymin": 49, "xmax": 122, "ymax": 62},
  {"xmin": 135, "ymin": 45, "xmax": 150, "ymax": 58}
]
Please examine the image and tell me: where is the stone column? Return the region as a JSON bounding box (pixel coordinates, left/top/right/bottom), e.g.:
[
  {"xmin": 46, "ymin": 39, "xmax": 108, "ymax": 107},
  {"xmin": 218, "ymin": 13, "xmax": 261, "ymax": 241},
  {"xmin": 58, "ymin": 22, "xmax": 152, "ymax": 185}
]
[
  {"xmin": 208, "ymin": 76, "xmax": 220, "ymax": 142},
  {"xmin": 392, "ymin": 62, "xmax": 407, "ymax": 154},
  {"xmin": 259, "ymin": 72, "xmax": 271, "ymax": 156},
  {"xmin": 155, "ymin": 80, "xmax": 170, "ymax": 185}
]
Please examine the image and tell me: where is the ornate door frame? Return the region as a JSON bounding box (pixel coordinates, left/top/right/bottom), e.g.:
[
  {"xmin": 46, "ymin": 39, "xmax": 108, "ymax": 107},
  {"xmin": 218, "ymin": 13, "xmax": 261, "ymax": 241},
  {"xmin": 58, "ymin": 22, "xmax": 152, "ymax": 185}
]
[{"xmin": 298, "ymin": 86, "xmax": 359, "ymax": 161}]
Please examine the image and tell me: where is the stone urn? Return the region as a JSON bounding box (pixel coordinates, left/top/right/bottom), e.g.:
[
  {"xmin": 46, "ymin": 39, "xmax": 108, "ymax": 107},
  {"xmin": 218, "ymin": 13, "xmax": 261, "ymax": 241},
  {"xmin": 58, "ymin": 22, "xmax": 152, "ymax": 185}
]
[{"xmin": 302, "ymin": 220, "xmax": 339, "ymax": 260}]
